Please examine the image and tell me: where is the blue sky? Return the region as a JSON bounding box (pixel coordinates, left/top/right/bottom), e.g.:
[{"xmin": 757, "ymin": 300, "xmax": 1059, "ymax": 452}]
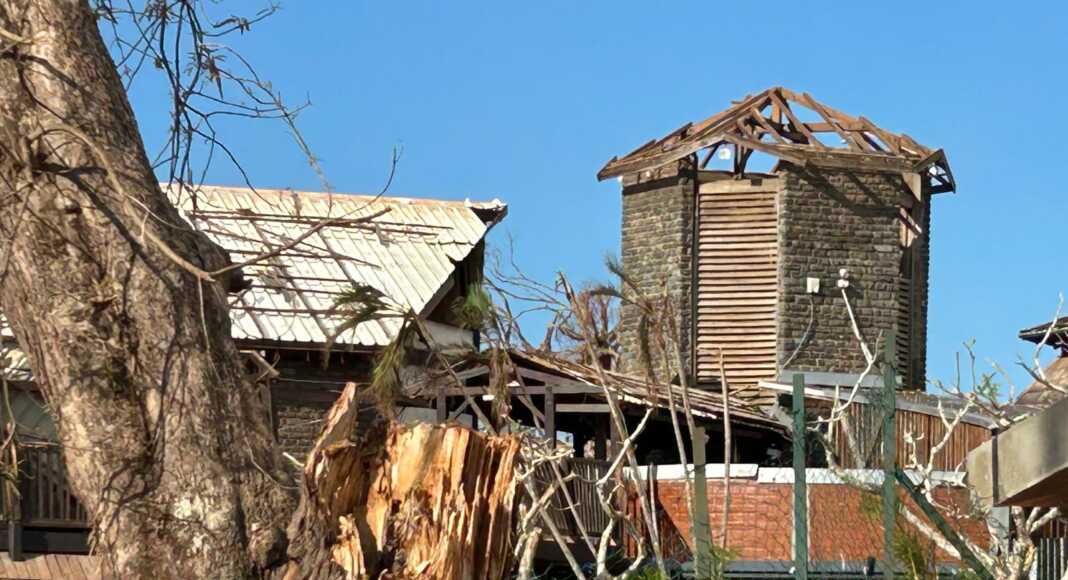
[{"xmin": 123, "ymin": 1, "xmax": 1065, "ymax": 393}]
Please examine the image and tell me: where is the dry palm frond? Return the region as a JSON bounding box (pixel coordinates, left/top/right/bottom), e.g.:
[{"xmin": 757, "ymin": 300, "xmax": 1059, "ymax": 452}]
[
  {"xmin": 322, "ymin": 283, "xmax": 395, "ymax": 367},
  {"xmin": 450, "ymin": 284, "xmax": 493, "ymax": 330},
  {"xmin": 366, "ymin": 317, "xmax": 417, "ymax": 416}
]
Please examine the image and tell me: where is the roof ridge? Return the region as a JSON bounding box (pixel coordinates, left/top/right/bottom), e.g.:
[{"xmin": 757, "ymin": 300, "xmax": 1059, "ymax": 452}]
[{"xmin": 162, "ymin": 183, "xmax": 506, "ymax": 210}]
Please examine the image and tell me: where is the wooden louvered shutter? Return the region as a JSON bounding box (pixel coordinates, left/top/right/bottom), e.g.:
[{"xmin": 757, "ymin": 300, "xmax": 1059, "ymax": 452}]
[{"xmin": 694, "ymin": 180, "xmax": 780, "ymax": 389}]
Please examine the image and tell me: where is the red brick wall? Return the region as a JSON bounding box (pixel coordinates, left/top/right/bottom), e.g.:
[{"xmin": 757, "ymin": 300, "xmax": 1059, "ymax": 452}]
[
  {"xmin": 657, "ymin": 480, "xmax": 793, "ymax": 561},
  {"xmin": 653, "ymin": 477, "xmax": 986, "ymax": 564}
]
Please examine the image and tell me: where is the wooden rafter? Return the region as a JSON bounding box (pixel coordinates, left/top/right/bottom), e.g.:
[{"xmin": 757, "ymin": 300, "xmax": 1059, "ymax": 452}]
[{"xmin": 597, "ymin": 86, "xmax": 954, "ymax": 193}]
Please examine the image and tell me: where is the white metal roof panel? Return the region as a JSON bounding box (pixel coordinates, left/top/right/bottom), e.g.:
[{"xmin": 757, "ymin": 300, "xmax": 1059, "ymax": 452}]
[{"xmin": 168, "ymin": 185, "xmax": 505, "ymax": 348}]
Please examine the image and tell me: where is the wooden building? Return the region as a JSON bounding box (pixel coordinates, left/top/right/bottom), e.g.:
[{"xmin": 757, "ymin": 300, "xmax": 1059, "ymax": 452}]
[
  {"xmin": 0, "ymin": 185, "xmax": 506, "ymax": 557},
  {"xmin": 598, "ymin": 87, "xmax": 956, "ymax": 402}
]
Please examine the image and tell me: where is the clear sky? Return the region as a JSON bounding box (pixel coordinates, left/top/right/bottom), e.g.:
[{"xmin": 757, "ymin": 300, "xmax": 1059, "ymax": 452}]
[{"xmin": 123, "ymin": 1, "xmax": 1066, "ymax": 394}]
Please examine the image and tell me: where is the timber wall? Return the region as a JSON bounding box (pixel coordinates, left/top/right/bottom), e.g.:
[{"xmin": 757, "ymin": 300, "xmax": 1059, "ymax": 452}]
[{"xmin": 694, "ymin": 178, "xmax": 781, "ymax": 388}]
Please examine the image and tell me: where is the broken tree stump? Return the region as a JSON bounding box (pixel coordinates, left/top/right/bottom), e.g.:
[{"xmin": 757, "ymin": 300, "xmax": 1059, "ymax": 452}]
[{"xmin": 283, "ymin": 383, "xmax": 521, "ymax": 579}]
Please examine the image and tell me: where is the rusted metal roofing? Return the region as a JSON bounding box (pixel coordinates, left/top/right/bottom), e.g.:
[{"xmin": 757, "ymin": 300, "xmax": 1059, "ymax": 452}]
[
  {"xmin": 598, "ymin": 86, "xmax": 955, "ymax": 194},
  {"xmin": 169, "ymin": 185, "xmax": 506, "ymax": 348}
]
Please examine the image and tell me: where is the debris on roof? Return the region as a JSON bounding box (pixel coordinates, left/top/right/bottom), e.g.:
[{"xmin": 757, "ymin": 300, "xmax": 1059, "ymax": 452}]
[
  {"xmin": 167, "ymin": 185, "xmax": 506, "ymax": 348},
  {"xmin": 409, "ymin": 348, "xmax": 782, "ymax": 430},
  {"xmin": 597, "ymin": 86, "xmax": 955, "ymax": 194}
]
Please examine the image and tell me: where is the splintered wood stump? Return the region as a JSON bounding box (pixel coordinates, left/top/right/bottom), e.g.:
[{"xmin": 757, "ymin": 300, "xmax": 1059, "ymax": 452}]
[{"xmin": 283, "ymin": 383, "xmax": 521, "ymax": 580}]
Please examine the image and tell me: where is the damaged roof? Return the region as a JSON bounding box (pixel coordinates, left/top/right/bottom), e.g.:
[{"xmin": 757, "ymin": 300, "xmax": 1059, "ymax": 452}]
[
  {"xmin": 598, "ymin": 86, "xmax": 955, "ymax": 194},
  {"xmin": 169, "ymin": 185, "xmax": 506, "ymax": 348},
  {"xmin": 1019, "ymin": 316, "xmax": 1068, "ymax": 349},
  {"xmin": 409, "ymin": 348, "xmax": 783, "ymax": 430}
]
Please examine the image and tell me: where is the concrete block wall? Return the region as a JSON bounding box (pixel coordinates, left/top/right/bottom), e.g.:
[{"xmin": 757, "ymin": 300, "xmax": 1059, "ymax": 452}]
[
  {"xmin": 777, "ymin": 165, "xmax": 918, "ymax": 377},
  {"xmin": 619, "ymin": 173, "xmax": 694, "ymax": 378}
]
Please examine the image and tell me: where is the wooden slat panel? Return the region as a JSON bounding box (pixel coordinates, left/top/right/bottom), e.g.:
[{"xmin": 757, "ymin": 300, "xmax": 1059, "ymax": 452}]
[{"xmin": 696, "ymin": 185, "xmax": 779, "ymax": 387}]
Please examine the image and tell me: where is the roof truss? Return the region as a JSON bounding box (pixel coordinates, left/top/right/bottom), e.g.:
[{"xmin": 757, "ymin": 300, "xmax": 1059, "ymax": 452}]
[{"xmin": 598, "ymin": 87, "xmax": 955, "ymax": 194}]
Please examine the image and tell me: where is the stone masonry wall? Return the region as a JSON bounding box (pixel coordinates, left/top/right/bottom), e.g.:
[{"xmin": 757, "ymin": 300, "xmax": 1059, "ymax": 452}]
[
  {"xmin": 268, "ymin": 354, "xmax": 374, "ymax": 467},
  {"xmin": 619, "ymin": 174, "xmax": 694, "ymax": 378},
  {"xmin": 272, "ymin": 387, "xmax": 335, "ymax": 461},
  {"xmin": 777, "ymin": 165, "xmax": 916, "ymax": 377}
]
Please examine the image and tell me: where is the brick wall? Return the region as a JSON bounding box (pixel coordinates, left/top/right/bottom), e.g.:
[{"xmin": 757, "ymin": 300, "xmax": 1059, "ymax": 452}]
[
  {"xmin": 651, "ymin": 469, "xmax": 985, "ymax": 565},
  {"xmin": 777, "ymin": 165, "xmax": 916, "ymax": 376},
  {"xmin": 619, "ymin": 172, "xmax": 694, "ymax": 377},
  {"xmin": 657, "ymin": 479, "xmax": 793, "ymax": 561}
]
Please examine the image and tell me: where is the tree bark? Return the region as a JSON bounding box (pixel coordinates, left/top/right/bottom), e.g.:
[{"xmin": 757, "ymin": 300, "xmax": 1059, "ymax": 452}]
[{"xmin": 0, "ymin": 1, "xmax": 292, "ymax": 577}]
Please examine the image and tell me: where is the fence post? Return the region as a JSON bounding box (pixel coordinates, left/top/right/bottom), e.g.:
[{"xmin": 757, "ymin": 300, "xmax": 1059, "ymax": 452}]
[
  {"xmin": 692, "ymin": 426, "xmax": 713, "ymax": 579},
  {"xmin": 882, "ymin": 330, "xmax": 897, "ymax": 579},
  {"xmin": 793, "ymin": 373, "xmax": 808, "ymax": 580}
]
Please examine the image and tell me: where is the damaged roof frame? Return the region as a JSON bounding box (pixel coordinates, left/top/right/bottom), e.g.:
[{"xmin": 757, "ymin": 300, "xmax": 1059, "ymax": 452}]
[{"xmin": 598, "ymin": 86, "xmax": 955, "ymax": 197}]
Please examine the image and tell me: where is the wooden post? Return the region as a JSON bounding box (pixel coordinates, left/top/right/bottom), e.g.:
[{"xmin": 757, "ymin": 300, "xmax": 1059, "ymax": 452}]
[
  {"xmin": 792, "ymin": 373, "xmax": 808, "ymax": 579},
  {"xmin": 882, "ymin": 331, "xmax": 897, "ymax": 579},
  {"xmin": 7, "ymin": 518, "xmax": 21, "ymax": 562},
  {"xmin": 544, "ymin": 387, "xmax": 556, "ymax": 448},
  {"xmin": 608, "ymin": 410, "xmax": 621, "ymax": 459},
  {"xmin": 692, "ymin": 426, "xmax": 713, "ymax": 579},
  {"xmin": 435, "ymin": 390, "xmax": 447, "ymax": 424},
  {"xmin": 594, "ymin": 416, "xmax": 607, "ymax": 460}
]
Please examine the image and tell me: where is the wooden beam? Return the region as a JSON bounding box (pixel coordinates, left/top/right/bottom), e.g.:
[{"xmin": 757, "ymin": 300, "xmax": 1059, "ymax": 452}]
[
  {"xmin": 435, "ymin": 390, "xmax": 447, "ymax": 424},
  {"xmin": 440, "ymin": 385, "xmax": 600, "ymax": 396},
  {"xmin": 556, "ymin": 403, "xmax": 611, "ymax": 413},
  {"xmin": 785, "ymin": 147, "xmax": 914, "ymax": 173},
  {"xmin": 748, "ymin": 106, "xmax": 787, "ymax": 144},
  {"xmin": 769, "ymin": 90, "xmax": 827, "ymax": 150},
  {"xmin": 722, "ymin": 134, "xmax": 808, "ymax": 167},
  {"xmin": 859, "ymin": 116, "xmax": 902, "ymax": 155},
  {"xmin": 800, "ymin": 92, "xmax": 867, "ymax": 152},
  {"xmin": 516, "ymin": 367, "xmax": 598, "ymax": 388}
]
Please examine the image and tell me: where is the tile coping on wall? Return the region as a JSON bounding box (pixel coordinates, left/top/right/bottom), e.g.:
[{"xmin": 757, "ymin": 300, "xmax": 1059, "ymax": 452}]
[{"xmin": 626, "ymin": 464, "xmax": 966, "ymax": 486}]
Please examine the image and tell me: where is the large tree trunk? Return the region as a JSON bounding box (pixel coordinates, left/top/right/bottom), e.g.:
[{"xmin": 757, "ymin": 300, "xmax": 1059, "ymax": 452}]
[
  {"xmin": 283, "ymin": 383, "xmax": 521, "ymax": 580},
  {"xmin": 0, "ymin": 1, "xmax": 292, "ymax": 577}
]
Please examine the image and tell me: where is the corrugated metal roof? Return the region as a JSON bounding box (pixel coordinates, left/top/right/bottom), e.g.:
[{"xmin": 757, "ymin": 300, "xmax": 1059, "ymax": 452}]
[{"xmin": 169, "ymin": 185, "xmax": 506, "ymax": 348}]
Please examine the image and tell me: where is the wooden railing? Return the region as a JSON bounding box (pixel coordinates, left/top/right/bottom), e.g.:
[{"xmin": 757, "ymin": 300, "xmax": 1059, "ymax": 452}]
[
  {"xmin": 531, "ymin": 457, "xmax": 615, "ymax": 544},
  {"xmin": 0, "ymin": 443, "xmax": 89, "ymax": 527}
]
